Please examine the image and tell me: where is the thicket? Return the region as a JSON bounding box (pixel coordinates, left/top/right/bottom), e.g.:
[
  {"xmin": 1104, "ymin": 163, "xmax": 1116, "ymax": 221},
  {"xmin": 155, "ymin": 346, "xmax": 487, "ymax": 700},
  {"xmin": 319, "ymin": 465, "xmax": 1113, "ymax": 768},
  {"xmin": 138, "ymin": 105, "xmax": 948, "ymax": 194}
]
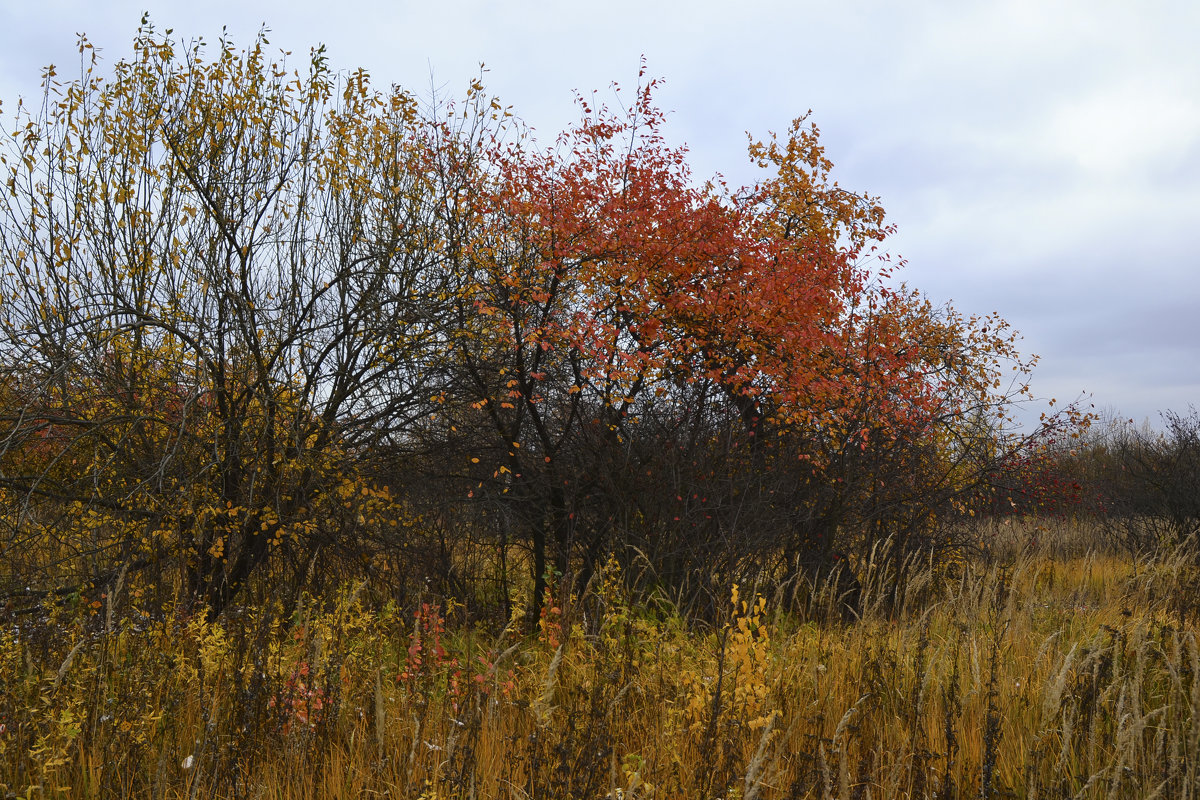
[
  {"xmin": 0, "ymin": 23, "xmax": 1093, "ymax": 629},
  {"xmin": 1084, "ymin": 409, "xmax": 1200, "ymax": 555},
  {"xmin": 987, "ymin": 409, "xmax": 1200, "ymax": 558}
]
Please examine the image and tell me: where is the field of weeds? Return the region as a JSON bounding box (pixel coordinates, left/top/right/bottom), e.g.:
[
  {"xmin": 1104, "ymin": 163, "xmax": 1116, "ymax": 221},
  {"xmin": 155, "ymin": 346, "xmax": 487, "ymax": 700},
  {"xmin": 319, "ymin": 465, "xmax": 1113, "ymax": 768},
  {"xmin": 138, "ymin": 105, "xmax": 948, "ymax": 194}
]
[{"xmin": 3, "ymin": 520, "xmax": 1200, "ymax": 799}]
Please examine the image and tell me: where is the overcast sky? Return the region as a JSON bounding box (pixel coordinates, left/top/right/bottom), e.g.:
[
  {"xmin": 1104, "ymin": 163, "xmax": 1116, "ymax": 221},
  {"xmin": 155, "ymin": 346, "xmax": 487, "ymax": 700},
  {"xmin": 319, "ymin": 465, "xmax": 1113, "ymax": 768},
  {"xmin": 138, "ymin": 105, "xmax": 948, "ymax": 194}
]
[{"xmin": 2, "ymin": 1, "xmax": 1197, "ymax": 428}]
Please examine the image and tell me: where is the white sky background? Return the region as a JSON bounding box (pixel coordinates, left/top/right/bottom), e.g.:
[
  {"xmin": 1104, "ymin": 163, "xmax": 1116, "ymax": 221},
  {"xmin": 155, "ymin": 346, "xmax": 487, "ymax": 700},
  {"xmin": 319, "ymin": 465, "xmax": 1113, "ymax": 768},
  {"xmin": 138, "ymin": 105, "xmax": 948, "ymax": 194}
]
[{"xmin": 2, "ymin": 1, "xmax": 1197, "ymax": 428}]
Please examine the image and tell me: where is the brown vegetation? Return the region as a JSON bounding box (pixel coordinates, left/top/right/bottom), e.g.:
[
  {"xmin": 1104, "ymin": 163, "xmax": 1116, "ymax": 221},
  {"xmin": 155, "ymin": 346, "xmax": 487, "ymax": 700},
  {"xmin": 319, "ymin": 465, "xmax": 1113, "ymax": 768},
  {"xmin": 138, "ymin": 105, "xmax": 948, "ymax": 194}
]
[{"xmin": 4, "ymin": 521, "xmax": 1200, "ymax": 798}]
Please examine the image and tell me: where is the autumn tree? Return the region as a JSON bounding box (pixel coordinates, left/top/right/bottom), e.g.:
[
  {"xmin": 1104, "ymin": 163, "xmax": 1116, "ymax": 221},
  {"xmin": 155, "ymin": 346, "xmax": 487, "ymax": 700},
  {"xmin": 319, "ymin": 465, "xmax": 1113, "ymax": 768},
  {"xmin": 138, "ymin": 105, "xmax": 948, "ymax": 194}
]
[
  {"xmin": 0, "ymin": 22, "xmax": 453, "ymax": 616},
  {"xmin": 410, "ymin": 80, "xmax": 1059, "ymax": 619}
]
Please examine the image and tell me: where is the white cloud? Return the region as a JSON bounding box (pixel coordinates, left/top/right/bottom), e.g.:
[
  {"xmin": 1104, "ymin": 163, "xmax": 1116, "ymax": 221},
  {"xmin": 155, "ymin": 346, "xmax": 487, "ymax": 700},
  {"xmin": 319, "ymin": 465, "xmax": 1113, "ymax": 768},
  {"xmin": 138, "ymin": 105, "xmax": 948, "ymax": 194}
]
[{"xmin": 1044, "ymin": 82, "xmax": 1200, "ymax": 178}]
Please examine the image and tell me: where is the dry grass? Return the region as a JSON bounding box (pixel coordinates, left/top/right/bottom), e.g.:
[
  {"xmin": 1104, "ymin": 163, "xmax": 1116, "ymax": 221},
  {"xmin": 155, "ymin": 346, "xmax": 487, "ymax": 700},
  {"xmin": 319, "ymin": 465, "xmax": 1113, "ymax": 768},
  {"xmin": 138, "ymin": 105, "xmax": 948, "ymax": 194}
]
[{"xmin": 4, "ymin": 520, "xmax": 1200, "ymax": 798}]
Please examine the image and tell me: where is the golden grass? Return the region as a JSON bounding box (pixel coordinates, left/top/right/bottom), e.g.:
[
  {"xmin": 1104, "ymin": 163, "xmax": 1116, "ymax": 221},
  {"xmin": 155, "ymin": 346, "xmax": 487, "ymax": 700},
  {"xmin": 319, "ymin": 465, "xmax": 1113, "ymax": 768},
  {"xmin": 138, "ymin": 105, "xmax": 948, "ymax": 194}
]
[{"xmin": 4, "ymin": 524, "xmax": 1200, "ymax": 798}]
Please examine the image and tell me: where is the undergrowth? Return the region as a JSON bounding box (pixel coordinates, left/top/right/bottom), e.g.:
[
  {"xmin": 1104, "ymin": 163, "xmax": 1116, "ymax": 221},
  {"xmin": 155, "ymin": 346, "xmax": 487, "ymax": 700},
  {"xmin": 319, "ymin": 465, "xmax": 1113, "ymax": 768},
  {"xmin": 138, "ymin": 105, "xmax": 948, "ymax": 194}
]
[{"xmin": 4, "ymin": 529, "xmax": 1200, "ymax": 799}]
